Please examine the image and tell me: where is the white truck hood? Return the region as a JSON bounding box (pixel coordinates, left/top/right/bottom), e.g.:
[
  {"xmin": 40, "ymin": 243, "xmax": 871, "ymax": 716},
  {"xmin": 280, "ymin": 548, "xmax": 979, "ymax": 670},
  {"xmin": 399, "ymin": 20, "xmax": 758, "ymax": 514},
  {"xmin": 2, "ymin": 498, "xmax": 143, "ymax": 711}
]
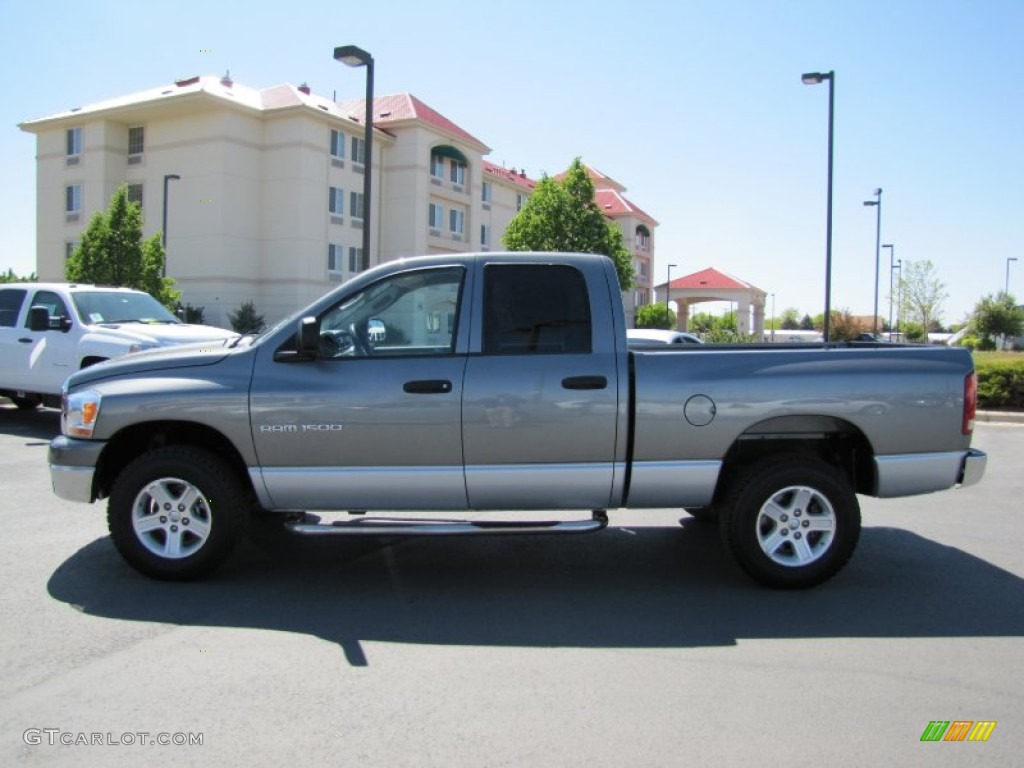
[{"xmin": 87, "ymin": 322, "xmax": 238, "ymax": 346}]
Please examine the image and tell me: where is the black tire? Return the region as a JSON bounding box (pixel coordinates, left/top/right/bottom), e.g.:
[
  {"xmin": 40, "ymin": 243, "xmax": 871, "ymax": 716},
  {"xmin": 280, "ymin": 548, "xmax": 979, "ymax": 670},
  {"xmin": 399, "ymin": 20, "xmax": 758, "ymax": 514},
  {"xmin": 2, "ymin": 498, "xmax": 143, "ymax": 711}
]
[
  {"xmin": 107, "ymin": 446, "xmax": 247, "ymax": 580},
  {"xmin": 11, "ymin": 396, "xmax": 41, "ymax": 411},
  {"xmin": 718, "ymin": 455, "xmax": 860, "ymax": 589}
]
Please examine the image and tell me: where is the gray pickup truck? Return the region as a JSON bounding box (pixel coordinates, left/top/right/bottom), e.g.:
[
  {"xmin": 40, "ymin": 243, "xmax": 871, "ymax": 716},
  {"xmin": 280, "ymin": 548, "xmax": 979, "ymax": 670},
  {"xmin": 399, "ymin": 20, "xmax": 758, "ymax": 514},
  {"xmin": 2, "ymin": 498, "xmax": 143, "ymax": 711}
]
[{"xmin": 48, "ymin": 252, "xmax": 986, "ymax": 588}]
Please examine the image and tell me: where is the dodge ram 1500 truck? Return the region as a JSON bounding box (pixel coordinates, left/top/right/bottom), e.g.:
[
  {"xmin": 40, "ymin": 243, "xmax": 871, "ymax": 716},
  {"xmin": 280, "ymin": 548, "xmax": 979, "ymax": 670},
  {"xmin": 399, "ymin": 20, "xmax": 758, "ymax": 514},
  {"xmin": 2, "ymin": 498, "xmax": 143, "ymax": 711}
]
[
  {"xmin": 47, "ymin": 253, "xmax": 987, "ymax": 588},
  {"xmin": 0, "ymin": 282, "xmax": 237, "ymax": 409}
]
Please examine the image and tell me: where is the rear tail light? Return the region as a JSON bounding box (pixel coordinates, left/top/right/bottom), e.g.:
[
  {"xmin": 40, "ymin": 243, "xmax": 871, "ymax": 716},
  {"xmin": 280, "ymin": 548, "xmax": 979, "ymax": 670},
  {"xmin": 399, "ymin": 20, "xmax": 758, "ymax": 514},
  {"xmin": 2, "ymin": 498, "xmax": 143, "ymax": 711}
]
[{"xmin": 963, "ymin": 372, "xmax": 977, "ymax": 436}]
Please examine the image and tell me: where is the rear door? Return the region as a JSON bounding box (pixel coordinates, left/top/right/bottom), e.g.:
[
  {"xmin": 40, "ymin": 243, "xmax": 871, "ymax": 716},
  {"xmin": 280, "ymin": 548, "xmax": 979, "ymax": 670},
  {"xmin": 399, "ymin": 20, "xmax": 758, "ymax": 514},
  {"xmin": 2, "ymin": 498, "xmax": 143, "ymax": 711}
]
[
  {"xmin": 0, "ymin": 287, "xmax": 29, "ymax": 390},
  {"xmin": 461, "ymin": 261, "xmax": 623, "ymax": 509}
]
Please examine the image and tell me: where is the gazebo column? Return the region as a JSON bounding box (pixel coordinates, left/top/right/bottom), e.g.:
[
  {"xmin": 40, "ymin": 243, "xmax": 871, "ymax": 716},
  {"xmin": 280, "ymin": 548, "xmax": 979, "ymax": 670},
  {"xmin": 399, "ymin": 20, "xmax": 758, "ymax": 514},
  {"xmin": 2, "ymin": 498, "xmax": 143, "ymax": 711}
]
[
  {"xmin": 752, "ymin": 299, "xmax": 765, "ymax": 337},
  {"xmin": 677, "ymin": 299, "xmax": 690, "ymax": 331}
]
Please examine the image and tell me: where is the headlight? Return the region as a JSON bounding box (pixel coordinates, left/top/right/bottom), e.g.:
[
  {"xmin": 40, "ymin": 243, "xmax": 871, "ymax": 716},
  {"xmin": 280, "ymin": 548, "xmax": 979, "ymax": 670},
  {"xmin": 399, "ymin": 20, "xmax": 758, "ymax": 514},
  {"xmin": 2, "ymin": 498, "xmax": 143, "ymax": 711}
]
[
  {"xmin": 128, "ymin": 342, "xmax": 158, "ymax": 354},
  {"xmin": 62, "ymin": 388, "xmax": 102, "ymax": 438}
]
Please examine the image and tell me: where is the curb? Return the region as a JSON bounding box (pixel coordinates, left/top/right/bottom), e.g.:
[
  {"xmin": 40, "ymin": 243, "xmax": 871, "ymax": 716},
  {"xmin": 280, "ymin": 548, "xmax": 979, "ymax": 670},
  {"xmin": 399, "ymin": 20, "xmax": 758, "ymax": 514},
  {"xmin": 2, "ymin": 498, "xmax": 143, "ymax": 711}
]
[{"xmin": 977, "ymin": 410, "xmax": 1024, "ymax": 425}]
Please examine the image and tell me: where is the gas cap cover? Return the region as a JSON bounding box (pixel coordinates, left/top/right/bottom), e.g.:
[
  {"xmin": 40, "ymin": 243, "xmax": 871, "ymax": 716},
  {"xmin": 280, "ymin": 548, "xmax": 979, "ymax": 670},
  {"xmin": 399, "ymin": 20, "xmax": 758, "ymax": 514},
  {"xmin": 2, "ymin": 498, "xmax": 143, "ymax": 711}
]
[{"xmin": 684, "ymin": 394, "xmax": 717, "ymax": 427}]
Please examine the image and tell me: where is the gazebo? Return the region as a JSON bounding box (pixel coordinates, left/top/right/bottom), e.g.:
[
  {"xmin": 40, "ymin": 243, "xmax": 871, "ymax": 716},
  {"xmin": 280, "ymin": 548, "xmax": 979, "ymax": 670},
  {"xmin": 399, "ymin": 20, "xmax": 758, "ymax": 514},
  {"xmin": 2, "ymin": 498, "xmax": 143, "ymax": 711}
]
[{"xmin": 657, "ymin": 267, "xmax": 768, "ymax": 336}]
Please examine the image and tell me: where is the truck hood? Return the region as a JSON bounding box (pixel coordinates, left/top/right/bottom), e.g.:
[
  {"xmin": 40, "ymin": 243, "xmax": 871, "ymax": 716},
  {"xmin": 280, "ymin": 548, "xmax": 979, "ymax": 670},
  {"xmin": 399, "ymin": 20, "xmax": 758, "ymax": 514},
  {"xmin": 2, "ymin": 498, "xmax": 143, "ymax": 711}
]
[
  {"xmin": 86, "ymin": 321, "xmax": 238, "ymax": 346},
  {"xmin": 64, "ymin": 339, "xmax": 243, "ymax": 390}
]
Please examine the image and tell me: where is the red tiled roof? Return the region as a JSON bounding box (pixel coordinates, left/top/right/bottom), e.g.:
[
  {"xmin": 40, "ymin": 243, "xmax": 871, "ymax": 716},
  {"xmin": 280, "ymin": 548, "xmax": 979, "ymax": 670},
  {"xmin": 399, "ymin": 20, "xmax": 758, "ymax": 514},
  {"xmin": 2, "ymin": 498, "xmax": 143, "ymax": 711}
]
[
  {"xmin": 337, "ymin": 93, "xmax": 489, "ymax": 152},
  {"xmin": 554, "ymin": 163, "xmax": 626, "ymax": 193},
  {"xmin": 669, "ymin": 267, "xmax": 764, "ymax": 292},
  {"xmin": 482, "ymin": 160, "xmax": 536, "ymax": 190},
  {"xmin": 595, "ymin": 189, "xmax": 657, "ymax": 224}
]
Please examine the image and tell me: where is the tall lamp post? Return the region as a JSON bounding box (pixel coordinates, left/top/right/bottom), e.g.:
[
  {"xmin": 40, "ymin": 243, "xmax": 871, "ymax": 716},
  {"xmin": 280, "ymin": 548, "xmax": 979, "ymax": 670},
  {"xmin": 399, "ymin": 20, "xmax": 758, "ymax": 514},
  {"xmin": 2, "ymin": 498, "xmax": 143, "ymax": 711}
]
[
  {"xmin": 883, "ymin": 243, "xmax": 895, "ymax": 340},
  {"xmin": 334, "ymin": 44, "xmax": 374, "ymax": 272},
  {"xmin": 770, "ymin": 292, "xmax": 776, "ymax": 341},
  {"xmin": 802, "ymin": 70, "xmax": 835, "ymax": 342},
  {"xmin": 666, "ymin": 263, "xmax": 677, "ymax": 312},
  {"xmin": 862, "ymin": 188, "xmax": 882, "ymax": 337},
  {"xmin": 1007, "ymin": 257, "xmax": 1019, "ymax": 296},
  {"xmin": 161, "ymin": 174, "xmax": 180, "ymax": 278},
  {"xmin": 893, "ymin": 259, "xmax": 903, "ymax": 339}
]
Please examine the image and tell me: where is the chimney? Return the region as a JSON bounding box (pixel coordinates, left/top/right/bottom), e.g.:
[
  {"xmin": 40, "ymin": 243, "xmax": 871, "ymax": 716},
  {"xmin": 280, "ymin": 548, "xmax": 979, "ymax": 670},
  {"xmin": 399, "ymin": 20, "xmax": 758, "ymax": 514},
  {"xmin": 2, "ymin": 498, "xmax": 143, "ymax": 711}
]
[
  {"xmin": 298, "ymin": 82, "xmax": 311, "ymax": 95},
  {"xmin": 220, "ymin": 70, "xmax": 233, "ymax": 88}
]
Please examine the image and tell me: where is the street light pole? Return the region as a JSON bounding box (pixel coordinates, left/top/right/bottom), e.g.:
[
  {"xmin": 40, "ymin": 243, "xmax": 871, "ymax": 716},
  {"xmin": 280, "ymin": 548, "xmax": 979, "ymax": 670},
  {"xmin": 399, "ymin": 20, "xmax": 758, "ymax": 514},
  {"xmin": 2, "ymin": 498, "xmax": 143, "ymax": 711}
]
[
  {"xmin": 863, "ymin": 188, "xmax": 882, "ymax": 337},
  {"xmin": 771, "ymin": 292, "xmax": 776, "ymax": 341},
  {"xmin": 883, "ymin": 243, "xmax": 895, "ymax": 341},
  {"xmin": 334, "ymin": 44, "xmax": 374, "ymax": 272},
  {"xmin": 1007, "ymin": 257, "xmax": 1019, "ymax": 296},
  {"xmin": 666, "ymin": 263, "xmax": 676, "ymax": 311},
  {"xmin": 894, "ymin": 259, "xmax": 903, "ymax": 339},
  {"xmin": 161, "ymin": 174, "xmax": 180, "ymax": 278},
  {"xmin": 802, "ymin": 70, "xmax": 835, "ymax": 343}
]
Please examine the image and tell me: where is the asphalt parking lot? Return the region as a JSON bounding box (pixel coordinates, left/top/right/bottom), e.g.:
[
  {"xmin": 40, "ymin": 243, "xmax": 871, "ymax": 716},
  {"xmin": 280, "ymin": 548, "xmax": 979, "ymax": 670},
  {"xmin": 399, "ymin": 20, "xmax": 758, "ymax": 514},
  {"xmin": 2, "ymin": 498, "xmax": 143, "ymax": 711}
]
[{"xmin": 0, "ymin": 403, "xmax": 1021, "ymax": 767}]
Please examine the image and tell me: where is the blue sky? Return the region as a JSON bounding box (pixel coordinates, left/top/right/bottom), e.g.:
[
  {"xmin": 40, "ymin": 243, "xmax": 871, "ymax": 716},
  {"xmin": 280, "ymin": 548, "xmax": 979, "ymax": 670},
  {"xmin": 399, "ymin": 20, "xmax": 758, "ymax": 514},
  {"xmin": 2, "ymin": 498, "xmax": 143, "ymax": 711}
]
[{"xmin": 2, "ymin": 0, "xmax": 1021, "ymax": 324}]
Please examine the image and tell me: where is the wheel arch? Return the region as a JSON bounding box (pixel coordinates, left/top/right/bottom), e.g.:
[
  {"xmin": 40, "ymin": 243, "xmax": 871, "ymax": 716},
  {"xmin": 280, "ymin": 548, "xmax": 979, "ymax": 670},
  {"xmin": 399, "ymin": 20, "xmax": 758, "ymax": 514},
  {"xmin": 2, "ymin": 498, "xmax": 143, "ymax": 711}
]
[
  {"xmin": 95, "ymin": 421, "xmax": 252, "ymax": 501},
  {"xmin": 714, "ymin": 415, "xmax": 876, "ymax": 504}
]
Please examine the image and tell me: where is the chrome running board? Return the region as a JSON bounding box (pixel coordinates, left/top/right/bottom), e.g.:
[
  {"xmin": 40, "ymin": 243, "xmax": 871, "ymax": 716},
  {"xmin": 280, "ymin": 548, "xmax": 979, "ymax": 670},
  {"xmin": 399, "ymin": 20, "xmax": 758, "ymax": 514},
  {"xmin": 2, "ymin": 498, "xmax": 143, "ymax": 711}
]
[{"xmin": 285, "ymin": 510, "xmax": 608, "ymax": 537}]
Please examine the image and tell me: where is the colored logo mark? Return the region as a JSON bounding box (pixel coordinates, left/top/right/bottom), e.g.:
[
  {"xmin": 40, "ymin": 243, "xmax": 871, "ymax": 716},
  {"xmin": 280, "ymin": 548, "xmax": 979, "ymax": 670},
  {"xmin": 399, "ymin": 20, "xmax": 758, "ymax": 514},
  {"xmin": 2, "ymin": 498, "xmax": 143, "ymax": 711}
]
[{"xmin": 920, "ymin": 721, "xmax": 996, "ymax": 742}]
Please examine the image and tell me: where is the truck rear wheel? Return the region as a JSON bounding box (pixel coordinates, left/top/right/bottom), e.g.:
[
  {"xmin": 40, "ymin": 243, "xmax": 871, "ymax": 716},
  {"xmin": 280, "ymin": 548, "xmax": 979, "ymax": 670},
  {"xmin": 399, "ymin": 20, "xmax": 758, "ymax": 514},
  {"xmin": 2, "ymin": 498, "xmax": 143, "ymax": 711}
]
[
  {"xmin": 718, "ymin": 455, "xmax": 860, "ymax": 589},
  {"xmin": 107, "ymin": 446, "xmax": 247, "ymax": 580}
]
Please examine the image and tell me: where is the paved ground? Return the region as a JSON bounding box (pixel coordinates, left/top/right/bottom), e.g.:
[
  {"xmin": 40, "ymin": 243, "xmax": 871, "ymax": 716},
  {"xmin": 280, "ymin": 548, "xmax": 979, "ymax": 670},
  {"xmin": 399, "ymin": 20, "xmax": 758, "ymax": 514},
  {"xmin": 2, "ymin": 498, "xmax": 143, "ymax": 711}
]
[{"xmin": 0, "ymin": 404, "xmax": 1020, "ymax": 766}]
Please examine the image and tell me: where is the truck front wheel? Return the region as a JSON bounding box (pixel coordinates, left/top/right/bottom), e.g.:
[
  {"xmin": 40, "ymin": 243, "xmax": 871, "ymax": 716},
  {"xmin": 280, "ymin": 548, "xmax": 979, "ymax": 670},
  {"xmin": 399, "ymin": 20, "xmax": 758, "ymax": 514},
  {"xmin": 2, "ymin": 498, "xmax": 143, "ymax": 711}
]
[
  {"xmin": 719, "ymin": 455, "xmax": 860, "ymax": 589},
  {"xmin": 107, "ymin": 446, "xmax": 247, "ymax": 580}
]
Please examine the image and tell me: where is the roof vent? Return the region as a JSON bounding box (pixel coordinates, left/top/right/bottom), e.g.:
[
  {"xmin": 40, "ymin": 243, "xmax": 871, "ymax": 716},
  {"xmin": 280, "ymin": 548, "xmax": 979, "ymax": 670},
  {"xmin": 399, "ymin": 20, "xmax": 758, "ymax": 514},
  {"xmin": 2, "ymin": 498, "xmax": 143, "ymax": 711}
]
[
  {"xmin": 175, "ymin": 76, "xmax": 200, "ymax": 87},
  {"xmin": 220, "ymin": 70, "xmax": 233, "ymax": 87},
  {"xmin": 298, "ymin": 82, "xmax": 311, "ymax": 95},
  {"xmin": 519, "ymin": 170, "xmax": 526, "ymax": 178}
]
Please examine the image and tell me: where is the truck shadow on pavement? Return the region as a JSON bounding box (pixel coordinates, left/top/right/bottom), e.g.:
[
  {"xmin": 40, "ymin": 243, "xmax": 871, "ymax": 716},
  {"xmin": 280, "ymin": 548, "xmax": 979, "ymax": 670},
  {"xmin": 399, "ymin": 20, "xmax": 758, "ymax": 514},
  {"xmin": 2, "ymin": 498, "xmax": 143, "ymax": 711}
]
[
  {"xmin": 46, "ymin": 520, "xmax": 1024, "ymax": 666},
  {"xmin": 0, "ymin": 404, "xmax": 61, "ymax": 443}
]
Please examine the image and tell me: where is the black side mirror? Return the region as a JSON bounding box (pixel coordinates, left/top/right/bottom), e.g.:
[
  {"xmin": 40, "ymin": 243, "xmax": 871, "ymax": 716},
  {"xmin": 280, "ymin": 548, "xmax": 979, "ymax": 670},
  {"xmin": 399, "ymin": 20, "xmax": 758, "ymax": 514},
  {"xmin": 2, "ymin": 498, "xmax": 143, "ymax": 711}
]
[{"xmin": 28, "ymin": 305, "xmax": 51, "ymax": 332}]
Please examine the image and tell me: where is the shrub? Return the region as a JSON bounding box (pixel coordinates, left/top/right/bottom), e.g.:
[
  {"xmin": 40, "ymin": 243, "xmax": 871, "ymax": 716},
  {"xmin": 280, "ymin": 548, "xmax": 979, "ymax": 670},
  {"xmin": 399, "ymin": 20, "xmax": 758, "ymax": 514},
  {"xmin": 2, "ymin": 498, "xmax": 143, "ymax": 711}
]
[
  {"xmin": 229, "ymin": 300, "xmax": 266, "ymax": 334},
  {"xmin": 973, "ymin": 352, "xmax": 1024, "ymax": 409}
]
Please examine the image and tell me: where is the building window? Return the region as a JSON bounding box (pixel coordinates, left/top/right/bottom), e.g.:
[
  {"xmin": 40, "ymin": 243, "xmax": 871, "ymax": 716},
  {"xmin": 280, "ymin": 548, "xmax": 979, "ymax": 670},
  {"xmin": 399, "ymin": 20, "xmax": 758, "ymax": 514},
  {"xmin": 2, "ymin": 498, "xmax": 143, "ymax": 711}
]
[
  {"xmin": 635, "ymin": 224, "xmax": 651, "ymax": 250},
  {"xmin": 66, "ymin": 127, "xmax": 82, "ymax": 157},
  {"xmin": 634, "ymin": 289, "xmax": 649, "ymax": 307},
  {"xmin": 65, "ymin": 184, "xmax": 81, "ymax": 213},
  {"xmin": 350, "ymin": 191, "xmax": 365, "ymax": 222},
  {"xmin": 428, "ymin": 202, "xmax": 443, "ymax": 231},
  {"xmin": 126, "ymin": 184, "xmax": 143, "ymax": 209},
  {"xmin": 516, "ymin": 193, "xmax": 526, "ymax": 212},
  {"xmin": 352, "ymin": 136, "xmax": 366, "ymax": 166},
  {"xmin": 65, "ymin": 241, "xmax": 80, "ymax": 261},
  {"xmin": 449, "ymin": 160, "xmax": 466, "ymax": 186},
  {"xmin": 449, "ymin": 208, "xmax": 464, "ymax": 237},
  {"xmin": 481, "ymin": 181, "xmax": 492, "ymax": 205},
  {"xmin": 329, "ymin": 186, "xmax": 344, "ymax": 216},
  {"xmin": 330, "ymin": 129, "xmax": 345, "ymax": 160},
  {"xmin": 128, "ymin": 126, "xmax": 144, "ymax": 156},
  {"xmin": 348, "ymin": 247, "xmax": 362, "ymax": 273},
  {"xmin": 480, "ymin": 224, "xmax": 491, "ymax": 249},
  {"xmin": 328, "ymin": 243, "xmax": 343, "ymax": 273},
  {"xmin": 430, "ymin": 154, "xmax": 445, "ymax": 179}
]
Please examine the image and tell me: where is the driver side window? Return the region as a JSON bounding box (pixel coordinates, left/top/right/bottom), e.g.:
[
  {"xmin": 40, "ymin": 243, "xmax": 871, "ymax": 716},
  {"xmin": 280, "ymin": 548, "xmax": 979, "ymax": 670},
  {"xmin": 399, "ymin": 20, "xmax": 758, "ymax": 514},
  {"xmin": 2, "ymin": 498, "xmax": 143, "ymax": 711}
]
[{"xmin": 318, "ymin": 267, "xmax": 464, "ymax": 358}]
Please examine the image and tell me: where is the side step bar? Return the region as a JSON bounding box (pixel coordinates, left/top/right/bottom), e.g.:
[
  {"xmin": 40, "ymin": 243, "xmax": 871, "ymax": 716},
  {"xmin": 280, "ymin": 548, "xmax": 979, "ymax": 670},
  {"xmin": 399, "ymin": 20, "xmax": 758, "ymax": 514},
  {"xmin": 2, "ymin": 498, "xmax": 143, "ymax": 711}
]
[{"xmin": 285, "ymin": 510, "xmax": 608, "ymax": 537}]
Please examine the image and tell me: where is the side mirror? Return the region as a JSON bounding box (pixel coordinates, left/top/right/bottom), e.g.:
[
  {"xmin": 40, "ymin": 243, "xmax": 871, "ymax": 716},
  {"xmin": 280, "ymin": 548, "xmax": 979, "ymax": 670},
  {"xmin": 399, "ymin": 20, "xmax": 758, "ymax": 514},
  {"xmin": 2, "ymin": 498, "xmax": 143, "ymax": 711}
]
[
  {"xmin": 28, "ymin": 305, "xmax": 51, "ymax": 332},
  {"xmin": 298, "ymin": 316, "xmax": 319, "ymax": 357}
]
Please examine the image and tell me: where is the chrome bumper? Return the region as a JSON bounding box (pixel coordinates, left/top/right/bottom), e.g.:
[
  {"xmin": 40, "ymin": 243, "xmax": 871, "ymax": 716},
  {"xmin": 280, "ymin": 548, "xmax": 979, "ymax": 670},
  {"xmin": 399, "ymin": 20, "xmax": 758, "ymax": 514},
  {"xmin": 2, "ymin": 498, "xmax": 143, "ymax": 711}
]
[
  {"xmin": 49, "ymin": 435, "xmax": 105, "ymax": 503},
  {"xmin": 958, "ymin": 448, "xmax": 987, "ymax": 488}
]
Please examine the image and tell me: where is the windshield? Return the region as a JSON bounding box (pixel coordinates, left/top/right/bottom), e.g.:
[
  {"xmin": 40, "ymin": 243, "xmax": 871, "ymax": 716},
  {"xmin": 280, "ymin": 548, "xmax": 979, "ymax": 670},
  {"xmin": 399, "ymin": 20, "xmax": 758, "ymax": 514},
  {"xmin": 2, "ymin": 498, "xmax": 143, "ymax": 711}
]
[{"xmin": 72, "ymin": 291, "xmax": 181, "ymax": 325}]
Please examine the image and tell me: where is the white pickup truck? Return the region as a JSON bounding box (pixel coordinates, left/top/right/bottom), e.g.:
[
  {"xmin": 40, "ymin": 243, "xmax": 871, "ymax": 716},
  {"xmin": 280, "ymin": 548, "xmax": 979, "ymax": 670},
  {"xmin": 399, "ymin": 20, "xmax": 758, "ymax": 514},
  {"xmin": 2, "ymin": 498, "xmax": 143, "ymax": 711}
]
[{"xmin": 0, "ymin": 282, "xmax": 237, "ymax": 409}]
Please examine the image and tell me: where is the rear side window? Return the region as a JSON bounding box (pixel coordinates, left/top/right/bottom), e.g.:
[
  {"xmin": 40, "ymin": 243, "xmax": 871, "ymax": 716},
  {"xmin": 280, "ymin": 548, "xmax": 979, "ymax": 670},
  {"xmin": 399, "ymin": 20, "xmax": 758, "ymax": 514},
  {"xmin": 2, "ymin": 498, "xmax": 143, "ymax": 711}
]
[
  {"xmin": 483, "ymin": 264, "xmax": 592, "ymax": 355},
  {"xmin": 0, "ymin": 288, "xmax": 27, "ymax": 327}
]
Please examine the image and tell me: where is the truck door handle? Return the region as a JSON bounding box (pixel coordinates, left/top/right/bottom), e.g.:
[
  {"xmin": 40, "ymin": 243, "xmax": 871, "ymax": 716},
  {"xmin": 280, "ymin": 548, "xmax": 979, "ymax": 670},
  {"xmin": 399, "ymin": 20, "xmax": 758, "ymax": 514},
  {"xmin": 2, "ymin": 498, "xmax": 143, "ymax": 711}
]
[
  {"xmin": 562, "ymin": 375, "xmax": 607, "ymax": 390},
  {"xmin": 403, "ymin": 379, "xmax": 453, "ymax": 394},
  {"xmin": 18, "ymin": 338, "xmax": 34, "ymax": 344}
]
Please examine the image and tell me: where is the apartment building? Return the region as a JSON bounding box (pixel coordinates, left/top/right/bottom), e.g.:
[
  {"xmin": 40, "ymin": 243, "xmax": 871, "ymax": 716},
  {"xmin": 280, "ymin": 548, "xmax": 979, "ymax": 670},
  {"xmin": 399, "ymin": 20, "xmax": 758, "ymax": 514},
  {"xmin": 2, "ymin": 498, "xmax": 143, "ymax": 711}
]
[{"xmin": 20, "ymin": 75, "xmax": 655, "ymax": 327}]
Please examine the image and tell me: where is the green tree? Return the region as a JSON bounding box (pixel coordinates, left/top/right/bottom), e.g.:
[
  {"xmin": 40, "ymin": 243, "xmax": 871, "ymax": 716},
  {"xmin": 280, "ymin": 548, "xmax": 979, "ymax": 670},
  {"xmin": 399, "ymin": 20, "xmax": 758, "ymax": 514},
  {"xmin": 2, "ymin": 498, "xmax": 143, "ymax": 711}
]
[
  {"xmin": 0, "ymin": 268, "xmax": 37, "ymax": 283},
  {"xmin": 65, "ymin": 185, "xmax": 180, "ymax": 309},
  {"xmin": 800, "ymin": 313, "xmax": 815, "ymax": 331},
  {"xmin": 899, "ymin": 259, "xmax": 947, "ymax": 333},
  {"xmin": 972, "ymin": 293, "xmax": 1024, "ymax": 344},
  {"xmin": 229, "ymin": 300, "xmax": 266, "ymax": 334},
  {"xmin": 502, "ymin": 157, "xmax": 634, "ymax": 289},
  {"xmin": 780, "ymin": 307, "xmax": 800, "ymax": 330},
  {"xmin": 635, "ymin": 303, "xmax": 676, "ymax": 329}
]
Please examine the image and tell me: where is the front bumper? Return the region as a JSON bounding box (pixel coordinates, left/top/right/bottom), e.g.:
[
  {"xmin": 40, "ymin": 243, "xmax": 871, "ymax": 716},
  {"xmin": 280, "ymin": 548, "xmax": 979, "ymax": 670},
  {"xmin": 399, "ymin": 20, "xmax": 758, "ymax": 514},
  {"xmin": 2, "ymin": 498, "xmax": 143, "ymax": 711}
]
[{"xmin": 49, "ymin": 435, "xmax": 106, "ymax": 503}]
